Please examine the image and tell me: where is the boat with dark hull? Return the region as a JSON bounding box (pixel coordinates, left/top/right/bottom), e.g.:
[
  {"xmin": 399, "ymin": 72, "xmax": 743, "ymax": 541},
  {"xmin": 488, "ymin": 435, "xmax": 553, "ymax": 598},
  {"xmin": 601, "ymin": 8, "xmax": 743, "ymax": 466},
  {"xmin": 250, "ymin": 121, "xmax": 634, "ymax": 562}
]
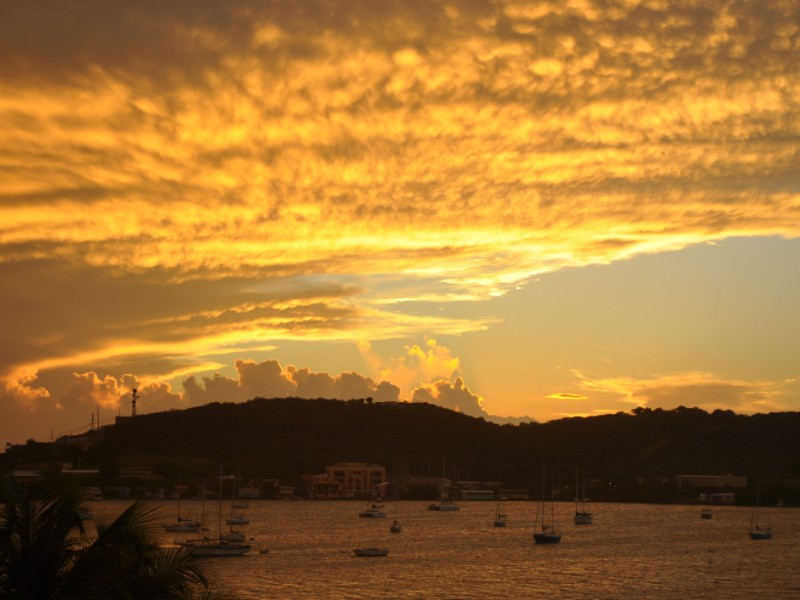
[
  {"xmin": 534, "ymin": 466, "xmax": 561, "ymax": 544},
  {"xmin": 354, "ymin": 547, "xmax": 389, "ymax": 557},
  {"xmin": 749, "ymin": 485, "xmax": 772, "ymax": 540}
]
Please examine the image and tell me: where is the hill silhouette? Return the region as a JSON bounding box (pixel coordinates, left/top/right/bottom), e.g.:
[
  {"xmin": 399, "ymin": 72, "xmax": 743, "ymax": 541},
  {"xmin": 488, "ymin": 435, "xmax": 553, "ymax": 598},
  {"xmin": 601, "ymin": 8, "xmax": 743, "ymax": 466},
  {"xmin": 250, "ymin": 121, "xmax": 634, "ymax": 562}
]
[{"xmin": 4, "ymin": 398, "xmax": 800, "ymax": 504}]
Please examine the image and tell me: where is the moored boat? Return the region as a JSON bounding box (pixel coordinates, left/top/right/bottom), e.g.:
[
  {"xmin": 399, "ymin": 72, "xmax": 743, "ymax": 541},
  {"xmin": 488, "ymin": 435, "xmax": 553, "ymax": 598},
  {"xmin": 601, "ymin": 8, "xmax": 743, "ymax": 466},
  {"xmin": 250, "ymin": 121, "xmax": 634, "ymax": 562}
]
[
  {"xmin": 573, "ymin": 467, "xmax": 592, "ymax": 525},
  {"xmin": 163, "ymin": 517, "xmax": 202, "ymax": 533},
  {"xmin": 359, "ymin": 505, "xmax": 386, "ymax": 518},
  {"xmin": 534, "ymin": 465, "xmax": 561, "ymax": 544},
  {"xmin": 226, "ymin": 513, "xmax": 250, "ymax": 525},
  {"xmin": 354, "ymin": 547, "xmax": 389, "ymax": 557},
  {"xmin": 749, "ymin": 485, "xmax": 772, "ymax": 540},
  {"xmin": 181, "ymin": 536, "xmax": 251, "ymax": 556},
  {"xmin": 428, "ymin": 500, "xmax": 461, "ymax": 511}
]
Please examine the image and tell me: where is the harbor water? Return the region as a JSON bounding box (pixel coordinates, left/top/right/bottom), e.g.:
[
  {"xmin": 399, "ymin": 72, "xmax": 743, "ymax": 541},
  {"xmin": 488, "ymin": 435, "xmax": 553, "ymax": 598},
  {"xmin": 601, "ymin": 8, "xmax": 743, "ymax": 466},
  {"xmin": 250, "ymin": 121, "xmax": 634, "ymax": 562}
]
[{"xmin": 90, "ymin": 500, "xmax": 800, "ymax": 599}]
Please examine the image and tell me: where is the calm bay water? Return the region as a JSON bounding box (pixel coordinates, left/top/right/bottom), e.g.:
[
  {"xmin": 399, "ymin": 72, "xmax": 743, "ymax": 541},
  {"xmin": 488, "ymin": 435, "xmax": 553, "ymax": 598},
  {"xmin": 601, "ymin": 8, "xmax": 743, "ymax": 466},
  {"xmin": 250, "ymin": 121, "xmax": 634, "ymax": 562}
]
[{"xmin": 92, "ymin": 500, "xmax": 800, "ymax": 599}]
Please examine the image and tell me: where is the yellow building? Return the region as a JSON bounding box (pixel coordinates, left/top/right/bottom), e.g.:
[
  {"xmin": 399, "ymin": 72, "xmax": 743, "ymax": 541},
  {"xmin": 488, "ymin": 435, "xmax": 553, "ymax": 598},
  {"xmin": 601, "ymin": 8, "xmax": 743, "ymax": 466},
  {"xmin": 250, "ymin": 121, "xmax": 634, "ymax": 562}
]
[{"xmin": 311, "ymin": 462, "xmax": 387, "ymax": 499}]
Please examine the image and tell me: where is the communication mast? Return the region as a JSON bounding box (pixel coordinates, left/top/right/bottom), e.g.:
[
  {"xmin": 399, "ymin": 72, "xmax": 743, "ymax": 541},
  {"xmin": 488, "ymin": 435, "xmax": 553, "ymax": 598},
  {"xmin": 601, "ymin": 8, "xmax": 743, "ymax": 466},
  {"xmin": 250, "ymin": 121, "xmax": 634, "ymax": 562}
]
[{"xmin": 131, "ymin": 388, "xmax": 139, "ymax": 417}]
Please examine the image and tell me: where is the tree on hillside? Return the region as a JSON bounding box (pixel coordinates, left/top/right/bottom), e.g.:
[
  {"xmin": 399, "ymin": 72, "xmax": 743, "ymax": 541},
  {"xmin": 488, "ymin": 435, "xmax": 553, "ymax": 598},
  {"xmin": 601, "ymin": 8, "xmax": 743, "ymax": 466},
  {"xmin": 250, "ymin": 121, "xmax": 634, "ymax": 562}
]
[{"xmin": 0, "ymin": 476, "xmax": 239, "ymax": 600}]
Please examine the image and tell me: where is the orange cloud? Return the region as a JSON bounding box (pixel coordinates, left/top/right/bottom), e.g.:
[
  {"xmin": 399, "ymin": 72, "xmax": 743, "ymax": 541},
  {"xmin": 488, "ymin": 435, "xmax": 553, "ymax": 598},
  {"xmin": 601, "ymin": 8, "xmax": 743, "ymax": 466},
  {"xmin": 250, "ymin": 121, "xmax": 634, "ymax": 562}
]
[
  {"xmin": 2, "ymin": 0, "xmax": 799, "ymax": 441},
  {"xmin": 573, "ymin": 371, "xmax": 792, "ymax": 415},
  {"xmin": 412, "ymin": 377, "xmax": 487, "ymax": 418},
  {"xmin": 547, "ymin": 393, "xmax": 589, "ymax": 401}
]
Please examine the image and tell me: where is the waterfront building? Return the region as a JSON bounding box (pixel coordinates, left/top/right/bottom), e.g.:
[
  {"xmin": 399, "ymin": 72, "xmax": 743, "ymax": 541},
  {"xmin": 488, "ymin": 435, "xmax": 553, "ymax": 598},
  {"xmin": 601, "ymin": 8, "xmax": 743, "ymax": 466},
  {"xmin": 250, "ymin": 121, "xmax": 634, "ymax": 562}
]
[{"xmin": 309, "ymin": 462, "xmax": 387, "ymax": 499}]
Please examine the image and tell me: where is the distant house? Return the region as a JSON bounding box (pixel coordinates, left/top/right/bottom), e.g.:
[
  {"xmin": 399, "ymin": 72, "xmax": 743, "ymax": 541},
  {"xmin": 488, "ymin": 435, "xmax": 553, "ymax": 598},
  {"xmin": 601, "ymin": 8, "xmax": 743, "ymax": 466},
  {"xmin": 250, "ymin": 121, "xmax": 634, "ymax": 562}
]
[
  {"xmin": 457, "ymin": 480, "xmax": 501, "ymax": 501},
  {"xmin": 10, "ymin": 467, "xmax": 45, "ymax": 484},
  {"xmin": 308, "ymin": 462, "xmax": 387, "ymax": 499},
  {"xmin": 675, "ymin": 474, "xmax": 747, "ymax": 503},
  {"xmin": 674, "ymin": 474, "xmax": 747, "ymax": 488},
  {"xmin": 499, "ymin": 488, "xmax": 530, "ymax": 501}
]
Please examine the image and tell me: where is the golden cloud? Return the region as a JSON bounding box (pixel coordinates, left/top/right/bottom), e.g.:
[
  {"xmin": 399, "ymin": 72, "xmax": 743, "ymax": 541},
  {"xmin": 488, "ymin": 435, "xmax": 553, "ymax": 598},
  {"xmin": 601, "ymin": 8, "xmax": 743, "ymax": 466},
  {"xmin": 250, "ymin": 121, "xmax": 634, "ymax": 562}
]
[
  {"xmin": 573, "ymin": 370, "xmax": 793, "ymax": 414},
  {"xmin": 1, "ymin": 0, "xmax": 799, "ymax": 438}
]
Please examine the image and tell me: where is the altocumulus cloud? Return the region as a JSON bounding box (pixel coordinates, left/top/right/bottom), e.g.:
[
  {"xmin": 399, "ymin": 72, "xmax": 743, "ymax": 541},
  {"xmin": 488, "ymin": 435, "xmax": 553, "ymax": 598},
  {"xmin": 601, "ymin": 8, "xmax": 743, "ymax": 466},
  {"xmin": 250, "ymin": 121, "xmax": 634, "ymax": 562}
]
[{"xmin": 1, "ymin": 0, "xmax": 798, "ymax": 441}]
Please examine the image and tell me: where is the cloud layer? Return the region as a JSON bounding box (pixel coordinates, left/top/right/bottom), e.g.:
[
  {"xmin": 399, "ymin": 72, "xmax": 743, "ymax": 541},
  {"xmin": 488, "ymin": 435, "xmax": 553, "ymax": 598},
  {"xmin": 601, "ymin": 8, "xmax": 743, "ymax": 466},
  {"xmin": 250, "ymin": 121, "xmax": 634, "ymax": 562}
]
[{"xmin": 1, "ymin": 0, "xmax": 799, "ymax": 442}]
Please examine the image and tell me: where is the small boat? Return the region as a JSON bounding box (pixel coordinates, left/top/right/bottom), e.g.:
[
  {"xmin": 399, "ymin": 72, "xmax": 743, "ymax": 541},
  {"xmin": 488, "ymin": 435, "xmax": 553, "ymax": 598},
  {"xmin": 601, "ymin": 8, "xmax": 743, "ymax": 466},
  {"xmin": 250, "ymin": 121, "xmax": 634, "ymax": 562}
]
[
  {"xmin": 354, "ymin": 547, "xmax": 389, "ymax": 557},
  {"xmin": 573, "ymin": 467, "xmax": 592, "ymax": 525},
  {"xmin": 533, "ymin": 526, "xmax": 561, "ymax": 544},
  {"xmin": 226, "ymin": 513, "xmax": 250, "ymax": 525},
  {"xmin": 226, "ymin": 470, "xmax": 251, "ymax": 524},
  {"xmin": 231, "ymin": 471, "xmax": 250, "ymax": 509},
  {"xmin": 220, "ymin": 528, "xmax": 246, "ymax": 543},
  {"xmin": 164, "ymin": 517, "xmax": 203, "ymax": 533},
  {"xmin": 359, "ymin": 505, "xmax": 386, "ymax": 518},
  {"xmin": 163, "ymin": 478, "xmax": 202, "ymax": 533},
  {"xmin": 428, "ymin": 500, "xmax": 461, "ymax": 511},
  {"xmin": 428, "ymin": 458, "xmax": 461, "ymax": 511},
  {"xmin": 493, "ymin": 494, "xmax": 507, "ymax": 527},
  {"xmin": 573, "ymin": 511, "xmax": 592, "ymax": 525},
  {"xmin": 749, "ymin": 485, "xmax": 772, "ymax": 540},
  {"xmin": 359, "ymin": 484, "xmax": 387, "ymax": 518},
  {"xmin": 387, "ymin": 482, "xmax": 402, "ymax": 532},
  {"xmin": 533, "ymin": 466, "xmax": 561, "ymax": 544},
  {"xmin": 181, "ymin": 536, "xmax": 251, "ymax": 556},
  {"xmin": 700, "ymin": 508, "xmax": 713, "ymax": 520}
]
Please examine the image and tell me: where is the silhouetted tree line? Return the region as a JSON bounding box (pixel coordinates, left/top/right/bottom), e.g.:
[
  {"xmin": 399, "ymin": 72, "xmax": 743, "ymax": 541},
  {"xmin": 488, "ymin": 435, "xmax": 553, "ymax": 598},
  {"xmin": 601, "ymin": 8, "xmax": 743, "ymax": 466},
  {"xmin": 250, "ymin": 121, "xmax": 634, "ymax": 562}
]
[{"xmin": 3, "ymin": 400, "xmax": 800, "ymax": 504}]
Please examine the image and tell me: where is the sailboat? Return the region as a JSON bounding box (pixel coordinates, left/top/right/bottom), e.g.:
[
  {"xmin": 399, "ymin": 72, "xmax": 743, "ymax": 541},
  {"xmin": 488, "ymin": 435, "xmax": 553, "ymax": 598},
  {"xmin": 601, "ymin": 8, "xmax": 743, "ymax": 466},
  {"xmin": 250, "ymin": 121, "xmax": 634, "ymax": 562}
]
[
  {"xmin": 573, "ymin": 467, "xmax": 592, "ymax": 525},
  {"xmin": 533, "ymin": 466, "xmax": 561, "ymax": 544},
  {"xmin": 163, "ymin": 475, "xmax": 201, "ymax": 533},
  {"xmin": 359, "ymin": 486, "xmax": 386, "ymax": 518},
  {"xmin": 226, "ymin": 510, "xmax": 250, "ymax": 525},
  {"xmin": 354, "ymin": 547, "xmax": 389, "ymax": 557},
  {"xmin": 390, "ymin": 484, "xmax": 402, "ymax": 533},
  {"xmin": 493, "ymin": 499, "xmax": 507, "ymax": 528},
  {"xmin": 428, "ymin": 457, "xmax": 461, "ymax": 511},
  {"xmin": 226, "ymin": 472, "xmax": 250, "ymax": 525},
  {"xmin": 493, "ymin": 485, "xmax": 507, "ymax": 527},
  {"xmin": 749, "ymin": 485, "xmax": 772, "ymax": 540},
  {"xmin": 180, "ymin": 470, "xmax": 251, "ymax": 556},
  {"xmin": 231, "ymin": 471, "xmax": 249, "ymax": 509}
]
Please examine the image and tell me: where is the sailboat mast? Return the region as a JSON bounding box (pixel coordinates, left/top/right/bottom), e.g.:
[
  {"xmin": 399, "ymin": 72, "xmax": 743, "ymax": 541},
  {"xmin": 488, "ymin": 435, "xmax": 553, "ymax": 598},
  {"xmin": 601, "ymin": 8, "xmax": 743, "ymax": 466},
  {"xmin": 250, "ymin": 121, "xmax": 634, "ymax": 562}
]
[
  {"xmin": 575, "ymin": 467, "xmax": 579, "ymax": 513},
  {"xmin": 442, "ymin": 457, "xmax": 446, "ymax": 500},
  {"xmin": 750, "ymin": 485, "xmax": 760, "ymax": 529},
  {"xmin": 218, "ymin": 466, "xmax": 223, "ymax": 540},
  {"xmin": 540, "ymin": 464, "xmax": 546, "ymax": 529}
]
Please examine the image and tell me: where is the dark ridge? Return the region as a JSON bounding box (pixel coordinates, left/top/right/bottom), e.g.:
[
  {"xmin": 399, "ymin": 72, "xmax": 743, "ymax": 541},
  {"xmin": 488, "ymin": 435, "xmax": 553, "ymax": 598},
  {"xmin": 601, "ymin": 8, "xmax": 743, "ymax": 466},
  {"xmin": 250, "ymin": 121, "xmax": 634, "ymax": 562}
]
[{"xmin": 3, "ymin": 399, "xmax": 800, "ymax": 504}]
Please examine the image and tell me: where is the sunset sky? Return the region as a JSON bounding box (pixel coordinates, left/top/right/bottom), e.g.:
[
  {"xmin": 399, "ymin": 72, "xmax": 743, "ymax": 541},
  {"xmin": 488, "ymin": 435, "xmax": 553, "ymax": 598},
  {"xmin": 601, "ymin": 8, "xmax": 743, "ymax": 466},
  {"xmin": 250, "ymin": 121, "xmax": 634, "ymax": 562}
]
[{"xmin": 1, "ymin": 0, "xmax": 799, "ymax": 445}]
